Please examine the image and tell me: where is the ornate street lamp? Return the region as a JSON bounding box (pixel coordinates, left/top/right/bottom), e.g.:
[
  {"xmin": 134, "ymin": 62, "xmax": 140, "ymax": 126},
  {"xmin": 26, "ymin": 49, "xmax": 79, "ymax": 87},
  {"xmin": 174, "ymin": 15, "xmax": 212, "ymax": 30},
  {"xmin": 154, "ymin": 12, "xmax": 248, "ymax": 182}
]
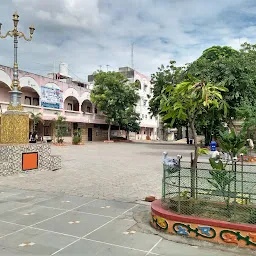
[{"xmin": 0, "ymin": 11, "xmax": 35, "ymax": 110}]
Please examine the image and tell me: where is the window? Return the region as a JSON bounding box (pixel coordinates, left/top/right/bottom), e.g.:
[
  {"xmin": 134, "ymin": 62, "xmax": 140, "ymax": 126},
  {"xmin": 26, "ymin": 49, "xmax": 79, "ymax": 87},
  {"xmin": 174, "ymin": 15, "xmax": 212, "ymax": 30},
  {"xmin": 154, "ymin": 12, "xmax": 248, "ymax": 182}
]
[
  {"xmin": 95, "ymin": 107, "xmax": 98, "ymax": 114},
  {"xmin": 143, "ymin": 100, "xmax": 147, "ymax": 106},
  {"xmin": 25, "ymin": 96, "xmax": 31, "ymax": 105},
  {"xmin": 145, "ymin": 115, "xmax": 147, "ymax": 119},
  {"xmin": 67, "ymin": 103, "xmax": 73, "ymax": 110},
  {"xmin": 142, "ymin": 114, "xmax": 144, "ymax": 118},
  {"xmin": 87, "ymin": 106, "xmax": 91, "ymax": 113},
  {"xmin": 33, "ymin": 98, "xmax": 39, "ymax": 106}
]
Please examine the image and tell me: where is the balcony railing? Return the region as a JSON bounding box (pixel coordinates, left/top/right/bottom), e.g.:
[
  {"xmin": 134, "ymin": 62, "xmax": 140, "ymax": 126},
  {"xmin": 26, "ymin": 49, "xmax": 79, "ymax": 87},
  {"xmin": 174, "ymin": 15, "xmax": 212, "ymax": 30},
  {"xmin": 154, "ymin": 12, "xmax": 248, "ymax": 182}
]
[{"xmin": 0, "ymin": 101, "xmax": 106, "ymax": 124}]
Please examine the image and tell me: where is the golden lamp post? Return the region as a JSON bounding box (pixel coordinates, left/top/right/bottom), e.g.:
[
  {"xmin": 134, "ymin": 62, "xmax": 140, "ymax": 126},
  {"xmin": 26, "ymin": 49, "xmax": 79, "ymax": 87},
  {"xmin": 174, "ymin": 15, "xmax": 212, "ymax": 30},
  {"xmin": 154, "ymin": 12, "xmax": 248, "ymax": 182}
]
[{"xmin": 0, "ymin": 12, "xmax": 35, "ymax": 144}]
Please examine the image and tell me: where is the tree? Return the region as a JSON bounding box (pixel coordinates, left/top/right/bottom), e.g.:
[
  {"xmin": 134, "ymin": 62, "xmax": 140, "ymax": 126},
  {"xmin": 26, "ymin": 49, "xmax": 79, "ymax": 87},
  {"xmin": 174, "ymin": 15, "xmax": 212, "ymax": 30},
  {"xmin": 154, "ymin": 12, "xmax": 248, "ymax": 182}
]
[
  {"xmin": 188, "ymin": 44, "xmax": 256, "ymax": 125},
  {"xmin": 54, "ymin": 113, "xmax": 67, "ymax": 144},
  {"xmin": 149, "ymin": 61, "xmax": 185, "ymax": 140},
  {"xmin": 237, "ymin": 100, "xmax": 256, "ymax": 140},
  {"xmin": 29, "ymin": 112, "xmax": 43, "ymax": 133},
  {"xmin": 91, "ymin": 71, "xmax": 139, "ymax": 141},
  {"xmin": 119, "ymin": 108, "xmax": 140, "ymax": 140},
  {"xmin": 160, "ymin": 75, "xmax": 228, "ymax": 198}
]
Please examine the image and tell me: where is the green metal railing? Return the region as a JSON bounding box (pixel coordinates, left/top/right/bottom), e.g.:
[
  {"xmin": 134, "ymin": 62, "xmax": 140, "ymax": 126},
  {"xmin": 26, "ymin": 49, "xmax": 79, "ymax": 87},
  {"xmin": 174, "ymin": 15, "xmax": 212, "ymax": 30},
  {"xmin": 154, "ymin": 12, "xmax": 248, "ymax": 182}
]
[{"xmin": 162, "ymin": 157, "xmax": 256, "ymax": 224}]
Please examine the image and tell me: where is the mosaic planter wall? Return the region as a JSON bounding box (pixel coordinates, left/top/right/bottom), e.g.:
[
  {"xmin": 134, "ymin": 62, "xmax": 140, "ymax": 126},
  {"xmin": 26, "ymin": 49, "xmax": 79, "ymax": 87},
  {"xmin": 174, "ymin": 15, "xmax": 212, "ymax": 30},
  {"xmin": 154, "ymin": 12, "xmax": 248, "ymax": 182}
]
[
  {"xmin": 0, "ymin": 143, "xmax": 61, "ymax": 176},
  {"xmin": 151, "ymin": 200, "xmax": 256, "ymax": 249}
]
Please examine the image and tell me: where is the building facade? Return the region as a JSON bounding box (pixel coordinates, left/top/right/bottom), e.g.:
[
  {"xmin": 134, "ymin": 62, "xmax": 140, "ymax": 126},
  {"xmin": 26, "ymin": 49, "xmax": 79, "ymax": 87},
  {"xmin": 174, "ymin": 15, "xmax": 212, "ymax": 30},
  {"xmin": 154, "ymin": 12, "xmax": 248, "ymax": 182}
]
[
  {"xmin": 88, "ymin": 67, "xmax": 158, "ymax": 140},
  {"xmin": 0, "ymin": 64, "xmax": 158, "ymax": 142},
  {"xmin": 0, "ymin": 63, "xmax": 109, "ymax": 143}
]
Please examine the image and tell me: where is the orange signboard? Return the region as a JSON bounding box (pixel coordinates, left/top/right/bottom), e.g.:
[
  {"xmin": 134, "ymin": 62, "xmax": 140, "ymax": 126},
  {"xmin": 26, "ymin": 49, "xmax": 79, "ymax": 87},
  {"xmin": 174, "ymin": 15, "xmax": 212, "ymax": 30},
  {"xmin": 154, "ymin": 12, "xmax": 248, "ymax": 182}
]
[{"xmin": 22, "ymin": 152, "xmax": 38, "ymax": 171}]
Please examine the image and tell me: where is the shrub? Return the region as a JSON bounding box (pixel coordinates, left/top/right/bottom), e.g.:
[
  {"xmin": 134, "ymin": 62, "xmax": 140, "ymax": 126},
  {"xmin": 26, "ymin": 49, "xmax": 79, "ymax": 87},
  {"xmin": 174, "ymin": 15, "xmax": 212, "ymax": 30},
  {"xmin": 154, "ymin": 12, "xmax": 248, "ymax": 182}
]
[{"xmin": 73, "ymin": 135, "xmax": 81, "ymax": 145}]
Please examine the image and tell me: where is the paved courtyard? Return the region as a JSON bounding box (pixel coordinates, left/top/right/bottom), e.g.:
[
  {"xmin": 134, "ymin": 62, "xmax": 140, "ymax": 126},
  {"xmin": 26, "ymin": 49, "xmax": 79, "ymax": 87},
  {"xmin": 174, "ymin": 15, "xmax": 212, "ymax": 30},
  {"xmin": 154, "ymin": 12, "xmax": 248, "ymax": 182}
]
[
  {"xmin": 0, "ymin": 143, "xmax": 196, "ymax": 202},
  {"xmin": 0, "ymin": 187, "xmax": 246, "ymax": 256},
  {"xmin": 0, "ymin": 143, "xmax": 252, "ymax": 255}
]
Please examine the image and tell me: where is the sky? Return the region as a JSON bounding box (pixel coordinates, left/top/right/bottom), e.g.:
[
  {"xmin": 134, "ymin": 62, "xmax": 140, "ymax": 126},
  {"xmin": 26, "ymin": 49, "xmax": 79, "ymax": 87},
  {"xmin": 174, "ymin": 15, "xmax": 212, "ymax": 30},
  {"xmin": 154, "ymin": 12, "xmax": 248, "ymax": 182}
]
[{"xmin": 0, "ymin": 0, "xmax": 256, "ymax": 81}]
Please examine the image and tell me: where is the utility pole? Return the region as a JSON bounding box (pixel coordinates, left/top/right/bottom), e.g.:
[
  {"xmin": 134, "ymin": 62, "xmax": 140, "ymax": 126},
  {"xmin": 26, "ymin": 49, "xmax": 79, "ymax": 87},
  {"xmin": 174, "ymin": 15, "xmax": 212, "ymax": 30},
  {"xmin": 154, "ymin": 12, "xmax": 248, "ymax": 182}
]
[
  {"xmin": 106, "ymin": 64, "xmax": 109, "ymax": 72},
  {"xmin": 99, "ymin": 65, "xmax": 102, "ymax": 71}
]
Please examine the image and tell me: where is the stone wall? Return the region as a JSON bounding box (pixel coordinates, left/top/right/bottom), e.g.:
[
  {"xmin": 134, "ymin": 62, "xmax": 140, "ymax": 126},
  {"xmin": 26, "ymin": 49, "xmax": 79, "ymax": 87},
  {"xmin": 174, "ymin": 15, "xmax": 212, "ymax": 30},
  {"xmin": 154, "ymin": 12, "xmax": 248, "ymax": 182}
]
[{"xmin": 0, "ymin": 143, "xmax": 61, "ymax": 176}]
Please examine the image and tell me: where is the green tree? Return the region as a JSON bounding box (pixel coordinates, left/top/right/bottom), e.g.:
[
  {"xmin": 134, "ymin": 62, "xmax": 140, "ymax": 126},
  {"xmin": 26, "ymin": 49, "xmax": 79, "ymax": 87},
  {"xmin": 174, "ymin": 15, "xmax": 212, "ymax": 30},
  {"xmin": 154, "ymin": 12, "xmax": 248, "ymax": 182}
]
[
  {"xmin": 91, "ymin": 71, "xmax": 139, "ymax": 141},
  {"xmin": 29, "ymin": 112, "xmax": 43, "ymax": 133},
  {"xmin": 237, "ymin": 100, "xmax": 256, "ymax": 140},
  {"xmin": 160, "ymin": 75, "xmax": 228, "ymax": 198},
  {"xmin": 149, "ymin": 61, "xmax": 185, "ymax": 140},
  {"xmin": 119, "ymin": 108, "xmax": 140, "ymax": 140},
  {"xmin": 188, "ymin": 44, "xmax": 256, "ymax": 125},
  {"xmin": 54, "ymin": 113, "xmax": 67, "ymax": 144}
]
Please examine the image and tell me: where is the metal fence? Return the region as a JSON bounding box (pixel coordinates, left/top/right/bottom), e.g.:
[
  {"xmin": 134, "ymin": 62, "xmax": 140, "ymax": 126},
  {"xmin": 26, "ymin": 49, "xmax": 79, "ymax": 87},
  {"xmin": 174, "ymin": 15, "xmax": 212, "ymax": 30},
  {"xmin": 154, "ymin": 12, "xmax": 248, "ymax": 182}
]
[{"xmin": 162, "ymin": 158, "xmax": 256, "ymax": 224}]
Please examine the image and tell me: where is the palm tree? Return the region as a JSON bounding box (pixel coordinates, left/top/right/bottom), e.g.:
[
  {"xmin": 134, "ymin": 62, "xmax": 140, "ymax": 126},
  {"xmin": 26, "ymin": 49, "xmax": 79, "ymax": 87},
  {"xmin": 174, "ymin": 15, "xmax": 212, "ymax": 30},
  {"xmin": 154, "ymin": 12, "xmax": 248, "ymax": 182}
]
[{"xmin": 29, "ymin": 112, "xmax": 43, "ymax": 133}]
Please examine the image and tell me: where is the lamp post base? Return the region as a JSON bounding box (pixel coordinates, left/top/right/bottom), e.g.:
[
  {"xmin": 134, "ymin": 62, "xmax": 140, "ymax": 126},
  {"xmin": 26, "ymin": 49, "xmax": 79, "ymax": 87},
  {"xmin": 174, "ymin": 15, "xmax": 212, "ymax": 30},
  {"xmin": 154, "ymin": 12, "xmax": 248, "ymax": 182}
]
[{"xmin": 8, "ymin": 90, "xmax": 23, "ymax": 111}]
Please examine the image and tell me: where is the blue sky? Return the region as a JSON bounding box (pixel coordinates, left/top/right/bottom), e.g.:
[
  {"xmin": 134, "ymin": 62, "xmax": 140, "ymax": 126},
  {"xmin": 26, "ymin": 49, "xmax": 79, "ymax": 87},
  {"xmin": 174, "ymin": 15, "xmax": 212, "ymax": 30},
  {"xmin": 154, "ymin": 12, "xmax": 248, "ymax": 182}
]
[{"xmin": 0, "ymin": 0, "xmax": 256, "ymax": 81}]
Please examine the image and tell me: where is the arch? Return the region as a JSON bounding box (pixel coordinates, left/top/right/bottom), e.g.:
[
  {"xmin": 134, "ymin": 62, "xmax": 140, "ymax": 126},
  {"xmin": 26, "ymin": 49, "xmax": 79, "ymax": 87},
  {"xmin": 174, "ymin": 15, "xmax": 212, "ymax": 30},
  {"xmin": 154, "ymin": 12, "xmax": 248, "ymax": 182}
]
[
  {"xmin": 20, "ymin": 86, "xmax": 40, "ymax": 106},
  {"xmin": 44, "ymin": 82, "xmax": 60, "ymax": 90},
  {"xmin": 64, "ymin": 96, "xmax": 80, "ymax": 111},
  {"xmin": 0, "ymin": 70, "xmax": 12, "ymax": 89},
  {"xmin": 0, "ymin": 80, "xmax": 11, "ymax": 102},
  {"xmin": 81, "ymin": 99, "xmax": 93, "ymax": 113},
  {"xmin": 19, "ymin": 76, "xmax": 41, "ymax": 97},
  {"xmin": 63, "ymin": 88, "xmax": 80, "ymax": 103},
  {"xmin": 80, "ymin": 91, "xmax": 91, "ymax": 103}
]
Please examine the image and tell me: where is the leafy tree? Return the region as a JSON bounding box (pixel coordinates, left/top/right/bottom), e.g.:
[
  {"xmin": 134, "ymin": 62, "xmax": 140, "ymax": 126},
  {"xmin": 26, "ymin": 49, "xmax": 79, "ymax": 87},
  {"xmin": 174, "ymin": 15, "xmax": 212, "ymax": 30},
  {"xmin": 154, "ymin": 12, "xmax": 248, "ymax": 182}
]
[
  {"xmin": 149, "ymin": 61, "xmax": 185, "ymax": 140},
  {"xmin": 237, "ymin": 100, "xmax": 256, "ymax": 140},
  {"xmin": 199, "ymin": 46, "xmax": 239, "ymax": 62},
  {"xmin": 218, "ymin": 128, "xmax": 246, "ymax": 159},
  {"xmin": 91, "ymin": 71, "xmax": 139, "ymax": 140},
  {"xmin": 119, "ymin": 108, "xmax": 140, "ymax": 140},
  {"xmin": 54, "ymin": 113, "xmax": 67, "ymax": 144},
  {"xmin": 160, "ymin": 75, "xmax": 228, "ymax": 198},
  {"xmin": 188, "ymin": 44, "xmax": 256, "ymax": 124},
  {"xmin": 29, "ymin": 112, "xmax": 43, "ymax": 133}
]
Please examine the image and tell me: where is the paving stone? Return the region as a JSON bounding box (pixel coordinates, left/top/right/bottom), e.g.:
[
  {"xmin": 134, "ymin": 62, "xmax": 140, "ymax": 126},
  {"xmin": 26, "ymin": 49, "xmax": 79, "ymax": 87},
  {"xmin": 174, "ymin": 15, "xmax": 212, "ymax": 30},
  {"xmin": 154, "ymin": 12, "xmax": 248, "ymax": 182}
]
[
  {"xmin": 76, "ymin": 199, "xmax": 137, "ymax": 217},
  {"xmin": 0, "ymin": 205, "xmax": 65, "ymax": 226},
  {"xmin": 54, "ymin": 239, "xmax": 148, "ymax": 256},
  {"xmin": 0, "ymin": 227, "xmax": 77, "ymax": 255},
  {"xmin": 86, "ymin": 218, "xmax": 160, "ymax": 251},
  {"xmin": 0, "ymin": 221, "xmax": 24, "ymax": 237},
  {"xmin": 34, "ymin": 211, "xmax": 111, "ymax": 237},
  {"xmin": 35, "ymin": 195, "xmax": 94, "ymax": 210}
]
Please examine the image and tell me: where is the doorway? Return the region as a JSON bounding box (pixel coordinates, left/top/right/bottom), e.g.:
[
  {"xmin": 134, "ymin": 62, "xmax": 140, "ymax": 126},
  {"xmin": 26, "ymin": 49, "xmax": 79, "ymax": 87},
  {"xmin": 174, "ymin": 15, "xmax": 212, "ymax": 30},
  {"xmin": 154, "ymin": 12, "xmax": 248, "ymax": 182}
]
[{"xmin": 88, "ymin": 128, "xmax": 93, "ymax": 141}]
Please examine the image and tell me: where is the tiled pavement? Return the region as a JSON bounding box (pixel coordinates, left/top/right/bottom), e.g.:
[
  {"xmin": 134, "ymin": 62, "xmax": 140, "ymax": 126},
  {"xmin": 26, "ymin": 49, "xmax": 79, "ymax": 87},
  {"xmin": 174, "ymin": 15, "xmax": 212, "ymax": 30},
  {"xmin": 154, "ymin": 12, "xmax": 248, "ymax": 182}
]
[{"xmin": 0, "ymin": 186, "xmax": 242, "ymax": 256}]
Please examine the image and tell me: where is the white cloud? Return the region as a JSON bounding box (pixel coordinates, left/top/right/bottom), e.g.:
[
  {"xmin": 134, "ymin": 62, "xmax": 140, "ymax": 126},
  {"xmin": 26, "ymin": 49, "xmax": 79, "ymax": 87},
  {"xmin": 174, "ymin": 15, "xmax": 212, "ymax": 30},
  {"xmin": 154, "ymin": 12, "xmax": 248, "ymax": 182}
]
[{"xmin": 0, "ymin": 0, "xmax": 253, "ymax": 80}]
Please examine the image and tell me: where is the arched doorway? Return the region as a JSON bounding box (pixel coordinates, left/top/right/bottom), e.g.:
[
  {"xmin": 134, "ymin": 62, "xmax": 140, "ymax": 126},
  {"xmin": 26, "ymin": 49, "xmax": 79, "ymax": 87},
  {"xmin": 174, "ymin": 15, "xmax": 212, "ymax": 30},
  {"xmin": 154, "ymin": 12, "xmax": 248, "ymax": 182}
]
[
  {"xmin": 20, "ymin": 86, "xmax": 40, "ymax": 106},
  {"xmin": 64, "ymin": 96, "xmax": 79, "ymax": 111},
  {"xmin": 0, "ymin": 81, "xmax": 11, "ymax": 103},
  {"xmin": 81, "ymin": 99, "xmax": 93, "ymax": 113}
]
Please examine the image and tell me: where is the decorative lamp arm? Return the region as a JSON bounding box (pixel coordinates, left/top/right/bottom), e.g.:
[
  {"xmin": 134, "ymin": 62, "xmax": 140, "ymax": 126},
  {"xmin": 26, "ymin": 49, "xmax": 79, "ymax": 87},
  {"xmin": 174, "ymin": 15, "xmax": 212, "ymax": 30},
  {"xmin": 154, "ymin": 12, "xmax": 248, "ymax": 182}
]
[{"xmin": 0, "ymin": 30, "xmax": 14, "ymax": 39}]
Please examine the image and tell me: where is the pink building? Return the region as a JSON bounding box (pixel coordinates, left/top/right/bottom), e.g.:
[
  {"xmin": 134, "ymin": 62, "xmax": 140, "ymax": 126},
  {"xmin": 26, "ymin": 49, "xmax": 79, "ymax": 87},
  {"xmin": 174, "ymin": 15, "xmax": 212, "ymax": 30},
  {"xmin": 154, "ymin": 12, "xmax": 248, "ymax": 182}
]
[
  {"xmin": 0, "ymin": 64, "xmax": 158, "ymax": 142},
  {"xmin": 0, "ymin": 64, "xmax": 108, "ymax": 143}
]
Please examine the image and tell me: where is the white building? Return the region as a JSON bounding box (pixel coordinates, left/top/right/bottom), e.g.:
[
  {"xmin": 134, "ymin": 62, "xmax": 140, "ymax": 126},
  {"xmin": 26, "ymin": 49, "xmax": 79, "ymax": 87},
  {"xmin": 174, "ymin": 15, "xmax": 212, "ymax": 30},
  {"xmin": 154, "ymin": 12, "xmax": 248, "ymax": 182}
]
[{"xmin": 88, "ymin": 67, "xmax": 158, "ymax": 140}]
